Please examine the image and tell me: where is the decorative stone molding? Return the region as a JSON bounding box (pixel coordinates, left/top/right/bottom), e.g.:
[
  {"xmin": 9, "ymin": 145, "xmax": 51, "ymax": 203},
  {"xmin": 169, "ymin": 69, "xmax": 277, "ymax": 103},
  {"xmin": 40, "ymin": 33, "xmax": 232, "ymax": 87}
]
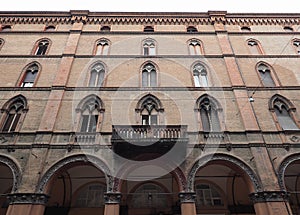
[
  {"xmin": 178, "ymin": 192, "xmax": 196, "ymax": 203},
  {"xmin": 36, "ymin": 154, "xmax": 112, "ymax": 193},
  {"xmin": 104, "ymin": 192, "xmax": 122, "ymax": 204},
  {"xmin": 0, "ymin": 156, "xmax": 21, "ymax": 192},
  {"xmin": 7, "ymin": 193, "xmax": 49, "ymax": 205},
  {"xmin": 278, "ymin": 153, "xmax": 300, "ymax": 190},
  {"xmin": 249, "ymin": 191, "xmax": 289, "ymax": 203},
  {"xmin": 187, "ymin": 153, "xmax": 262, "ymax": 192}
]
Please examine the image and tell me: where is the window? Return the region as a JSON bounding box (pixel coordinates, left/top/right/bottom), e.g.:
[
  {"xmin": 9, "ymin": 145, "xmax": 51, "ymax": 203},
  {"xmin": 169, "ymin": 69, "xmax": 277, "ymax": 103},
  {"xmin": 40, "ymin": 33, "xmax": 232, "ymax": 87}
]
[
  {"xmin": 193, "ymin": 63, "xmax": 208, "ymax": 87},
  {"xmin": 95, "ymin": 39, "xmax": 110, "ymax": 55},
  {"xmin": 188, "ymin": 39, "xmax": 203, "ymax": 55},
  {"xmin": 284, "ymin": 26, "xmax": 293, "ymax": 32},
  {"xmin": 1, "ymin": 96, "xmax": 27, "ymax": 133},
  {"xmin": 20, "ymin": 63, "xmax": 39, "ymax": 87},
  {"xmin": 142, "ymin": 63, "xmax": 157, "ymax": 87},
  {"xmin": 247, "ymin": 39, "xmax": 263, "ymax": 54},
  {"xmin": 292, "ymin": 39, "xmax": 300, "ymax": 54},
  {"xmin": 270, "ymin": 95, "xmax": 299, "ymax": 131},
  {"xmin": 195, "ymin": 184, "xmax": 223, "ymax": 206},
  {"xmin": 100, "ymin": 26, "xmax": 110, "ymax": 32},
  {"xmin": 1, "ymin": 25, "xmax": 12, "ymax": 32},
  {"xmin": 144, "ymin": 26, "xmax": 154, "ymax": 32},
  {"xmin": 88, "ymin": 63, "xmax": 105, "ymax": 87},
  {"xmin": 75, "ymin": 184, "xmax": 106, "ymax": 207},
  {"xmin": 136, "ymin": 94, "xmax": 163, "ymax": 125},
  {"xmin": 198, "ymin": 96, "xmax": 221, "ymax": 132},
  {"xmin": 78, "ymin": 96, "xmax": 103, "ymax": 133},
  {"xmin": 187, "ymin": 26, "xmax": 198, "ymax": 33},
  {"xmin": 143, "ymin": 39, "xmax": 156, "ymax": 56},
  {"xmin": 241, "ymin": 26, "xmax": 251, "ymax": 32},
  {"xmin": 131, "ymin": 183, "xmax": 168, "ymax": 209},
  {"xmin": 257, "ymin": 63, "xmax": 276, "ymax": 87},
  {"xmin": 44, "ymin": 25, "xmax": 56, "ymax": 31},
  {"xmin": 34, "ymin": 39, "xmax": 50, "ymax": 55}
]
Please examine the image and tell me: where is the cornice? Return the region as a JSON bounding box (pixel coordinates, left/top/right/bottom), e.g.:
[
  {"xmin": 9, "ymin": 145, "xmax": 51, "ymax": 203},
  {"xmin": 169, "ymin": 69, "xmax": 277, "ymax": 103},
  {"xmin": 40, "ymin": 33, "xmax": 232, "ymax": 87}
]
[{"xmin": 0, "ymin": 11, "xmax": 299, "ymax": 26}]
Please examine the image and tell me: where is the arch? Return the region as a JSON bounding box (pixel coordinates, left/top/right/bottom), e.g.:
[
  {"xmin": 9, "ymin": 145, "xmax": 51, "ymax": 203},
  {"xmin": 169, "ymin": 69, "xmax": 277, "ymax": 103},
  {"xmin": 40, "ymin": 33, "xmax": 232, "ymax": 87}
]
[
  {"xmin": 255, "ymin": 61, "xmax": 279, "ymax": 87},
  {"xmin": 191, "ymin": 61, "xmax": 209, "ymax": 87},
  {"xmin": 269, "ymin": 94, "xmax": 295, "ymax": 111},
  {"xmin": 32, "ymin": 38, "xmax": 51, "ymax": 55},
  {"xmin": 0, "ymin": 155, "xmax": 22, "ymax": 192},
  {"xmin": 140, "ymin": 61, "xmax": 158, "ymax": 87},
  {"xmin": 187, "ymin": 26, "xmax": 198, "ymax": 33},
  {"xmin": 195, "ymin": 94, "xmax": 222, "ymax": 111},
  {"xmin": 18, "ymin": 61, "xmax": 42, "ymax": 87},
  {"xmin": 44, "ymin": 25, "xmax": 56, "ymax": 31},
  {"xmin": 278, "ymin": 153, "xmax": 300, "ymax": 190},
  {"xmin": 142, "ymin": 38, "xmax": 156, "ymax": 55},
  {"xmin": 87, "ymin": 61, "xmax": 107, "ymax": 87},
  {"xmin": 135, "ymin": 93, "xmax": 163, "ymax": 112},
  {"xmin": 188, "ymin": 38, "xmax": 204, "ymax": 55},
  {"xmin": 100, "ymin": 25, "xmax": 111, "ymax": 32},
  {"xmin": 292, "ymin": 38, "xmax": 300, "ymax": 54},
  {"xmin": 246, "ymin": 38, "xmax": 264, "ymax": 54},
  {"xmin": 241, "ymin": 26, "xmax": 251, "ymax": 32},
  {"xmin": 187, "ymin": 153, "xmax": 262, "ymax": 193},
  {"xmin": 1, "ymin": 94, "xmax": 28, "ymax": 111},
  {"xmin": 143, "ymin": 26, "xmax": 154, "ymax": 32},
  {"xmin": 1, "ymin": 25, "xmax": 12, "ymax": 32},
  {"xmin": 283, "ymin": 26, "xmax": 294, "ymax": 32},
  {"xmin": 36, "ymin": 154, "xmax": 112, "ymax": 193},
  {"xmin": 76, "ymin": 94, "xmax": 104, "ymax": 112},
  {"xmin": 93, "ymin": 38, "xmax": 110, "ymax": 55}
]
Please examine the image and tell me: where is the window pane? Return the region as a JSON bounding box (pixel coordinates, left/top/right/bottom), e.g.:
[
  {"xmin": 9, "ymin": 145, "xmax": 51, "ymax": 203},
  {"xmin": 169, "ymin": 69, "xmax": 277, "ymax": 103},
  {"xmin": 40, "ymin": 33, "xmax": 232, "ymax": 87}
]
[
  {"xmin": 149, "ymin": 47, "xmax": 155, "ymax": 55},
  {"xmin": 24, "ymin": 71, "xmax": 37, "ymax": 82},
  {"xmin": 275, "ymin": 107, "xmax": 299, "ymax": 130},
  {"xmin": 200, "ymin": 109, "xmax": 210, "ymax": 131},
  {"xmin": 2, "ymin": 114, "xmax": 15, "ymax": 132},
  {"xmin": 200, "ymin": 74, "xmax": 208, "ymax": 87},
  {"xmin": 80, "ymin": 115, "xmax": 89, "ymax": 132},
  {"xmin": 97, "ymin": 71, "xmax": 105, "ymax": 87},
  {"xmin": 194, "ymin": 75, "xmax": 201, "ymax": 87},
  {"xmin": 211, "ymin": 109, "xmax": 221, "ymax": 131},
  {"xmin": 142, "ymin": 115, "xmax": 149, "ymax": 125},
  {"xmin": 102, "ymin": 45, "xmax": 109, "ymax": 55},
  {"xmin": 143, "ymin": 47, "xmax": 149, "ymax": 56},
  {"xmin": 259, "ymin": 70, "xmax": 275, "ymax": 87},
  {"xmin": 195, "ymin": 44, "xmax": 201, "ymax": 55},
  {"xmin": 142, "ymin": 71, "xmax": 148, "ymax": 87},
  {"xmin": 189, "ymin": 45, "xmax": 195, "ymax": 55},
  {"xmin": 150, "ymin": 115, "xmax": 157, "ymax": 125},
  {"xmin": 150, "ymin": 70, "xmax": 156, "ymax": 87},
  {"xmin": 89, "ymin": 71, "xmax": 97, "ymax": 87},
  {"xmin": 88, "ymin": 115, "xmax": 98, "ymax": 132}
]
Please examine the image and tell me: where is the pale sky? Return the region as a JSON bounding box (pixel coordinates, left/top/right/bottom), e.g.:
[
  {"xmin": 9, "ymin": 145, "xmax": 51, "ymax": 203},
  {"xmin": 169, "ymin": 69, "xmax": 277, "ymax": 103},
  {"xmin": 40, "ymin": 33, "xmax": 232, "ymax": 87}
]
[{"xmin": 1, "ymin": 0, "xmax": 300, "ymax": 13}]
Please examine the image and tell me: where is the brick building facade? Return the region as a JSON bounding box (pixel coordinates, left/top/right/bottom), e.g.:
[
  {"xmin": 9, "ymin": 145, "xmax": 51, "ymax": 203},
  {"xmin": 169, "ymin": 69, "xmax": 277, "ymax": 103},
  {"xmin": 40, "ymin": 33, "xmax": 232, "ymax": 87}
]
[{"xmin": 0, "ymin": 10, "xmax": 300, "ymax": 215}]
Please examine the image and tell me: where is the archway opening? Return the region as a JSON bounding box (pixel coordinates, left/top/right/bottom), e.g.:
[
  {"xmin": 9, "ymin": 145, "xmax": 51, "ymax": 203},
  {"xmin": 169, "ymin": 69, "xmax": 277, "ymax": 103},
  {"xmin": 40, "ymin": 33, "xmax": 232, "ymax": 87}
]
[
  {"xmin": 0, "ymin": 163, "xmax": 13, "ymax": 215},
  {"xmin": 284, "ymin": 159, "xmax": 300, "ymax": 214},
  {"xmin": 44, "ymin": 163, "xmax": 107, "ymax": 215},
  {"xmin": 194, "ymin": 161, "xmax": 255, "ymax": 215}
]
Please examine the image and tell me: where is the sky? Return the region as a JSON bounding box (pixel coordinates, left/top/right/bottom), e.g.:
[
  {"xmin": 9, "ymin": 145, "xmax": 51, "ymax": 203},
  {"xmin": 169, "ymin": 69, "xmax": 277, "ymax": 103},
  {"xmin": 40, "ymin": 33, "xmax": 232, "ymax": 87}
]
[{"xmin": 1, "ymin": 0, "xmax": 300, "ymax": 13}]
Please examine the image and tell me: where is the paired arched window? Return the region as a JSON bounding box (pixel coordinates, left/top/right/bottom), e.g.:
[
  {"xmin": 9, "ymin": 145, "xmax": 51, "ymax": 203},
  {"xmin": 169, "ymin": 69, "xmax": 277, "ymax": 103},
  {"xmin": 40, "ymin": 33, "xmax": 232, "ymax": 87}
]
[
  {"xmin": 196, "ymin": 95, "xmax": 222, "ymax": 132},
  {"xmin": 270, "ymin": 95, "xmax": 299, "ymax": 131},
  {"xmin": 195, "ymin": 183, "xmax": 223, "ymax": 206},
  {"xmin": 1, "ymin": 95, "xmax": 27, "ymax": 132},
  {"xmin": 188, "ymin": 39, "xmax": 203, "ymax": 55},
  {"xmin": 136, "ymin": 94, "xmax": 163, "ymax": 125},
  {"xmin": 292, "ymin": 39, "xmax": 300, "ymax": 54},
  {"xmin": 34, "ymin": 39, "xmax": 50, "ymax": 55},
  {"xmin": 247, "ymin": 39, "xmax": 263, "ymax": 55},
  {"xmin": 256, "ymin": 62, "xmax": 276, "ymax": 87},
  {"xmin": 88, "ymin": 63, "xmax": 105, "ymax": 87},
  {"xmin": 142, "ymin": 63, "xmax": 157, "ymax": 87},
  {"xmin": 144, "ymin": 26, "xmax": 154, "ymax": 32},
  {"xmin": 187, "ymin": 26, "xmax": 198, "ymax": 33},
  {"xmin": 142, "ymin": 39, "xmax": 156, "ymax": 56},
  {"xmin": 75, "ymin": 183, "xmax": 106, "ymax": 207},
  {"xmin": 193, "ymin": 63, "xmax": 208, "ymax": 87},
  {"xmin": 20, "ymin": 63, "xmax": 40, "ymax": 87},
  {"xmin": 95, "ymin": 39, "xmax": 110, "ymax": 55},
  {"xmin": 77, "ymin": 96, "xmax": 104, "ymax": 133}
]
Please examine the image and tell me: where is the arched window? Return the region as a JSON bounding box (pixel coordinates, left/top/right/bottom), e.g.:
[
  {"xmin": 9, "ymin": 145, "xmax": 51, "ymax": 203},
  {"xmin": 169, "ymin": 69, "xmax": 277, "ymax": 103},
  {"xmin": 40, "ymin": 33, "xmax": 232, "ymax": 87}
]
[
  {"xmin": 88, "ymin": 63, "xmax": 105, "ymax": 87},
  {"xmin": 257, "ymin": 63, "xmax": 276, "ymax": 87},
  {"xmin": 195, "ymin": 183, "xmax": 223, "ymax": 206},
  {"xmin": 187, "ymin": 26, "xmax": 198, "ymax": 33},
  {"xmin": 1, "ymin": 25, "xmax": 12, "ymax": 32},
  {"xmin": 1, "ymin": 95, "xmax": 27, "ymax": 132},
  {"xmin": 136, "ymin": 94, "xmax": 163, "ymax": 125},
  {"xmin": 193, "ymin": 63, "xmax": 208, "ymax": 87},
  {"xmin": 270, "ymin": 95, "xmax": 299, "ymax": 131},
  {"xmin": 188, "ymin": 39, "xmax": 203, "ymax": 55},
  {"xmin": 34, "ymin": 39, "xmax": 50, "ymax": 55},
  {"xmin": 283, "ymin": 26, "xmax": 293, "ymax": 32},
  {"xmin": 100, "ymin": 26, "xmax": 110, "ymax": 32},
  {"xmin": 20, "ymin": 63, "xmax": 39, "ymax": 87},
  {"xmin": 75, "ymin": 183, "xmax": 106, "ymax": 207},
  {"xmin": 196, "ymin": 95, "xmax": 222, "ymax": 132},
  {"xmin": 44, "ymin": 25, "xmax": 56, "ymax": 31},
  {"xmin": 95, "ymin": 39, "xmax": 110, "ymax": 55},
  {"xmin": 78, "ymin": 96, "xmax": 104, "ymax": 133},
  {"xmin": 247, "ymin": 39, "xmax": 263, "ymax": 55},
  {"xmin": 144, "ymin": 26, "xmax": 154, "ymax": 32},
  {"xmin": 142, "ymin": 63, "xmax": 157, "ymax": 87},
  {"xmin": 241, "ymin": 26, "xmax": 251, "ymax": 32},
  {"xmin": 292, "ymin": 39, "xmax": 300, "ymax": 54},
  {"xmin": 130, "ymin": 183, "xmax": 168, "ymax": 208},
  {"xmin": 142, "ymin": 39, "xmax": 156, "ymax": 56}
]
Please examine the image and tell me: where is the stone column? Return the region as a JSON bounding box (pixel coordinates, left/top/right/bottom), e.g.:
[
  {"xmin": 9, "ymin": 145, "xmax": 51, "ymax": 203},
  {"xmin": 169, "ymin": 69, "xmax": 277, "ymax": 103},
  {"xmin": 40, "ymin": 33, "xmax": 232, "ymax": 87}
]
[
  {"xmin": 250, "ymin": 191, "xmax": 292, "ymax": 215},
  {"xmin": 5, "ymin": 193, "xmax": 49, "ymax": 215},
  {"xmin": 179, "ymin": 192, "xmax": 197, "ymax": 215},
  {"xmin": 104, "ymin": 192, "xmax": 121, "ymax": 215}
]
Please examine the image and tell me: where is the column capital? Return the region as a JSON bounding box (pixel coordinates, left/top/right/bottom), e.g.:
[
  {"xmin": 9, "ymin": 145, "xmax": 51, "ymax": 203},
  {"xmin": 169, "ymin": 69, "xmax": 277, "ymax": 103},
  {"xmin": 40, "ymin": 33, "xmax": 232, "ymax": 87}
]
[
  {"xmin": 249, "ymin": 191, "xmax": 289, "ymax": 203},
  {"xmin": 104, "ymin": 192, "xmax": 122, "ymax": 204},
  {"xmin": 178, "ymin": 192, "xmax": 196, "ymax": 203},
  {"xmin": 7, "ymin": 193, "xmax": 49, "ymax": 205}
]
